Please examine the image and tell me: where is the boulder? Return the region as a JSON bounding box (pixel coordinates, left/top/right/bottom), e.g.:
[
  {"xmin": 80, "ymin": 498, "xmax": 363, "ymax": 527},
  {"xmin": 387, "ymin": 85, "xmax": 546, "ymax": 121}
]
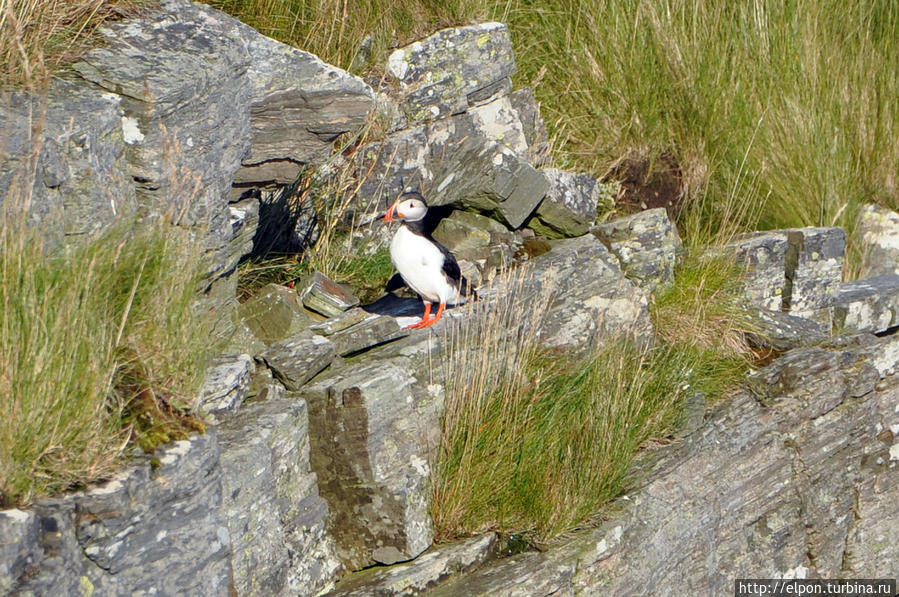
[
  {"xmin": 300, "ymin": 271, "xmax": 360, "ymax": 318},
  {"xmin": 744, "ymin": 308, "xmax": 830, "ymax": 352},
  {"xmin": 234, "ymin": 30, "xmax": 375, "ymax": 186},
  {"xmin": 855, "ymin": 203, "xmax": 899, "ymax": 278},
  {"xmin": 300, "ymin": 362, "xmax": 443, "ymax": 569},
  {"xmin": 329, "ymin": 314, "xmax": 409, "ymax": 356},
  {"xmin": 237, "ymin": 283, "xmax": 313, "ymax": 346},
  {"xmin": 386, "ymin": 23, "xmax": 515, "ymax": 124},
  {"xmin": 432, "ymin": 209, "xmax": 514, "ymax": 254},
  {"xmin": 509, "ymin": 87, "xmax": 550, "ymax": 166},
  {"xmin": 591, "ymin": 207, "xmax": 683, "ymax": 291},
  {"xmin": 218, "ymin": 398, "xmax": 341, "ymax": 596},
  {"xmin": 833, "ymin": 274, "xmax": 899, "ymax": 334}
]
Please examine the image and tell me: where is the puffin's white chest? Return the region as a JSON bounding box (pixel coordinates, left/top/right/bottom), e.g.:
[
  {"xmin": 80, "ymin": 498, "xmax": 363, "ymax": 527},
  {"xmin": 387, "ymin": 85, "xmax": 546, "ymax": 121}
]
[{"xmin": 390, "ymin": 225, "xmax": 459, "ymax": 304}]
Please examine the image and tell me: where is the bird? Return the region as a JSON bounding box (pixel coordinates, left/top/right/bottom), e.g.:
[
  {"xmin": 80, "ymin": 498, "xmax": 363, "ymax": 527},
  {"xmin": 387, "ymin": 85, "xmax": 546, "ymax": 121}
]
[{"xmin": 384, "ymin": 191, "xmax": 475, "ymax": 329}]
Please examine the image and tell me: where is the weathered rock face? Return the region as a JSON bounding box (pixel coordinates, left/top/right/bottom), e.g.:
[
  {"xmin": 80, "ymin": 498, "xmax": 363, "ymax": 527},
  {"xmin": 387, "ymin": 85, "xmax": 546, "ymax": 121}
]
[
  {"xmin": 528, "ymin": 168, "xmax": 612, "ymax": 239},
  {"xmin": 591, "ymin": 207, "xmax": 683, "ymax": 292},
  {"xmin": 386, "ymin": 23, "xmax": 515, "ymax": 124},
  {"xmin": 427, "ymin": 333, "xmax": 899, "ymax": 595},
  {"xmin": 834, "ymin": 274, "xmax": 899, "ymax": 334},
  {"xmin": 300, "ymin": 362, "xmax": 443, "ymax": 570},
  {"xmin": 219, "ymin": 397, "xmax": 340, "ymax": 596},
  {"xmin": 856, "ymin": 203, "xmax": 899, "ymax": 278},
  {"xmin": 4, "ymin": 433, "xmax": 232, "ymax": 596}
]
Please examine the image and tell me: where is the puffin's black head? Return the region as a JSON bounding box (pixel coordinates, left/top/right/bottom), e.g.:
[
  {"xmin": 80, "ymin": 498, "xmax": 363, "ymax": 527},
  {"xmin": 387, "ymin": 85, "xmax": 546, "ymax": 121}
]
[{"xmin": 385, "ymin": 191, "xmax": 428, "ymax": 223}]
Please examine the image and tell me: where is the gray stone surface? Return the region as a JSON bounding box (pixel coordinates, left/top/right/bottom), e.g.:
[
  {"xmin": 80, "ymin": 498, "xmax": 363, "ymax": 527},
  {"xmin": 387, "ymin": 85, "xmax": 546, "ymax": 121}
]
[
  {"xmin": 219, "ymin": 397, "xmax": 341, "ymax": 596},
  {"xmin": 262, "ymin": 331, "xmax": 335, "ymax": 390},
  {"xmin": 330, "ymin": 533, "xmax": 498, "ymax": 595},
  {"xmin": 856, "ymin": 203, "xmax": 899, "ymax": 278},
  {"xmin": 0, "ymin": 79, "xmax": 136, "ymax": 247},
  {"xmin": 234, "ymin": 30, "xmax": 374, "ymax": 185},
  {"xmin": 784, "ymin": 227, "xmax": 845, "ymax": 322},
  {"xmin": 509, "ymin": 87, "xmax": 550, "ymax": 167},
  {"xmin": 833, "ymin": 274, "xmax": 899, "ymax": 334},
  {"xmin": 300, "ymin": 362, "xmax": 443, "ymax": 570},
  {"xmin": 73, "ymin": 0, "xmax": 253, "ymax": 279},
  {"xmin": 9, "ymin": 433, "xmax": 232, "ymax": 596},
  {"xmin": 428, "ymin": 333, "xmax": 899, "ymax": 595},
  {"xmin": 329, "ymin": 314, "xmax": 409, "ymax": 356},
  {"xmin": 197, "ymin": 353, "xmax": 254, "ymax": 413},
  {"xmin": 728, "ymin": 231, "xmax": 790, "ymax": 311},
  {"xmin": 386, "ymin": 23, "xmax": 515, "ymax": 124},
  {"xmin": 237, "ymin": 283, "xmax": 312, "ymax": 346},
  {"xmin": 0, "ymin": 509, "xmax": 40, "ymax": 595},
  {"xmin": 525, "ymin": 234, "xmax": 652, "ymax": 351},
  {"xmin": 591, "ymin": 207, "xmax": 683, "ymax": 291},
  {"xmin": 528, "ymin": 168, "xmax": 610, "ymax": 239}
]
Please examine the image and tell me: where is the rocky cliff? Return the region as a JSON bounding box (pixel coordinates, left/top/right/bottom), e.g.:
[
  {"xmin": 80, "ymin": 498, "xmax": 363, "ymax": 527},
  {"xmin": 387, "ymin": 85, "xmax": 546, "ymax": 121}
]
[{"xmin": 1, "ymin": 1, "xmax": 898, "ymax": 595}]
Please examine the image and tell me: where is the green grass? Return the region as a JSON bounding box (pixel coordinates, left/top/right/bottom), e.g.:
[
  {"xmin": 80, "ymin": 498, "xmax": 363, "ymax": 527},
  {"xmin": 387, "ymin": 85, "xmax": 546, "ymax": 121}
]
[{"xmin": 0, "ymin": 210, "xmax": 213, "ymax": 507}]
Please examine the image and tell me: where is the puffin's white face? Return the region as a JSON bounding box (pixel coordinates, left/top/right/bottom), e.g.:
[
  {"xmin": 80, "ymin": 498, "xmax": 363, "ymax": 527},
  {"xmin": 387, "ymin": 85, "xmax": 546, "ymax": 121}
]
[{"xmin": 385, "ymin": 195, "xmax": 428, "ymax": 222}]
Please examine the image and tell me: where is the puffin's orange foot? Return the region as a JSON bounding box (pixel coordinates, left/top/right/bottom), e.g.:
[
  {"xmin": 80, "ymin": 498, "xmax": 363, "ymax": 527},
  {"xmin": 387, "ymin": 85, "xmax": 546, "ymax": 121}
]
[
  {"xmin": 404, "ymin": 302, "xmax": 432, "ymax": 329},
  {"xmin": 413, "ymin": 302, "xmax": 445, "ymax": 329}
]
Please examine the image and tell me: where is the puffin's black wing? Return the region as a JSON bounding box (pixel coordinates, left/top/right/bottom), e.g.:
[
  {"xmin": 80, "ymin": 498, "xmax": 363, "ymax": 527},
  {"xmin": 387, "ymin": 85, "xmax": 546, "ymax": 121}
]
[{"xmin": 432, "ymin": 237, "xmax": 476, "ymax": 298}]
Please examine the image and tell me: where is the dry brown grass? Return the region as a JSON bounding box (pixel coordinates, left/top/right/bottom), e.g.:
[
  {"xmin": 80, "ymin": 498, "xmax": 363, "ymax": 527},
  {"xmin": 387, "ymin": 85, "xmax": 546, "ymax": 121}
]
[{"xmin": 0, "ymin": 0, "xmax": 144, "ymax": 88}]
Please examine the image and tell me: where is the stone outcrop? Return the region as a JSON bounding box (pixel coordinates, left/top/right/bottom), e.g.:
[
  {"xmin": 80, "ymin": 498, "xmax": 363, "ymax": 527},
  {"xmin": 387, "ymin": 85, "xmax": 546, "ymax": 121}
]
[
  {"xmin": 528, "ymin": 168, "xmax": 613, "ymax": 239},
  {"xmin": 856, "ymin": 203, "xmax": 899, "ymax": 278}
]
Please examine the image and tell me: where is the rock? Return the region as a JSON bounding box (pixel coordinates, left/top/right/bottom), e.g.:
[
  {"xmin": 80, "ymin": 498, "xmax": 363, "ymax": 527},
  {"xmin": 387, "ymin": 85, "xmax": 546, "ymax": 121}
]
[
  {"xmin": 262, "ymin": 331, "xmax": 335, "ymax": 390},
  {"xmin": 784, "ymin": 227, "xmax": 845, "ymax": 322},
  {"xmin": 509, "ymin": 87, "xmax": 550, "ymax": 166},
  {"xmin": 234, "ymin": 30, "xmax": 375, "ymax": 185},
  {"xmin": 855, "ymin": 203, "xmax": 899, "ymax": 278},
  {"xmin": 237, "ymin": 283, "xmax": 313, "ymax": 345},
  {"xmin": 331, "ymin": 533, "xmax": 498, "ymax": 595},
  {"xmin": 0, "ymin": 509, "xmax": 41, "ymax": 595},
  {"xmin": 745, "ymin": 308, "xmax": 830, "ymax": 352},
  {"xmin": 465, "ymin": 95, "xmax": 529, "ymax": 156},
  {"xmin": 12, "ymin": 433, "xmax": 232, "ymax": 596},
  {"xmin": 833, "ymin": 274, "xmax": 899, "ymax": 334},
  {"xmin": 729, "ymin": 231, "xmax": 790, "ymax": 311},
  {"xmin": 72, "ymin": 0, "xmax": 253, "ymax": 278},
  {"xmin": 223, "ymin": 194, "xmax": 260, "ymax": 275},
  {"xmin": 386, "ymin": 23, "xmax": 515, "ymax": 124},
  {"xmin": 310, "ymin": 307, "xmax": 371, "ymax": 335},
  {"xmin": 525, "ymin": 234, "xmax": 652, "ymax": 351},
  {"xmin": 300, "ymin": 271, "xmax": 361, "ymax": 317},
  {"xmin": 329, "ymin": 314, "xmax": 409, "ymax": 356},
  {"xmin": 219, "ymin": 398, "xmax": 341, "ymax": 596},
  {"xmin": 432, "ymin": 209, "xmax": 513, "ymax": 254},
  {"xmin": 528, "ymin": 168, "xmax": 612, "ymax": 239},
  {"xmin": 0, "ymin": 79, "xmax": 136, "ymax": 246},
  {"xmin": 429, "ymin": 333, "xmax": 899, "ymax": 593},
  {"xmin": 592, "ymin": 207, "xmax": 684, "ymax": 292},
  {"xmin": 300, "ymin": 362, "xmax": 443, "ymax": 570},
  {"xmin": 197, "ymin": 353, "xmax": 254, "ymax": 413}
]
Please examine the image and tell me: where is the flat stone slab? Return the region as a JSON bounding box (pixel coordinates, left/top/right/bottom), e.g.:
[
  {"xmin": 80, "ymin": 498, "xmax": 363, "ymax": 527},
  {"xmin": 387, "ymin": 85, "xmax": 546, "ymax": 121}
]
[
  {"xmin": 196, "ymin": 353, "xmax": 254, "ymax": 413},
  {"xmin": 262, "ymin": 331, "xmax": 335, "ymax": 390},
  {"xmin": 530, "ymin": 168, "xmax": 612, "ymax": 239},
  {"xmin": 833, "ymin": 274, "xmax": 899, "ymax": 334},
  {"xmin": 329, "ymin": 533, "xmax": 498, "ymax": 595},
  {"xmin": 329, "ymin": 314, "xmax": 409, "ymax": 356},
  {"xmin": 237, "ymin": 283, "xmax": 313, "ymax": 345},
  {"xmin": 301, "ymin": 271, "xmax": 361, "ymax": 318},
  {"xmin": 745, "ymin": 308, "xmax": 830, "ymax": 352}
]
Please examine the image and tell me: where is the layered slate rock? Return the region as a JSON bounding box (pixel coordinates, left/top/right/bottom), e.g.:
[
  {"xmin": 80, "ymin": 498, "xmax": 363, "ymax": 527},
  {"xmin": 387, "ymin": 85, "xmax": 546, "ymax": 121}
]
[
  {"xmin": 219, "ymin": 398, "xmax": 340, "ymax": 596},
  {"xmin": 0, "ymin": 509, "xmax": 40, "ymax": 595},
  {"xmin": 528, "ymin": 168, "xmax": 612, "ymax": 239},
  {"xmin": 386, "ymin": 23, "xmax": 515, "ymax": 123},
  {"xmin": 234, "ymin": 31, "xmax": 375, "ymax": 186},
  {"xmin": 238, "ymin": 283, "xmax": 314, "ymax": 345},
  {"xmin": 0, "ymin": 80, "xmax": 136, "ymax": 246},
  {"xmin": 855, "ymin": 203, "xmax": 899, "ymax": 278},
  {"xmin": 8, "ymin": 433, "xmax": 232, "ymax": 596},
  {"xmin": 72, "ymin": 0, "xmax": 253, "ymax": 278},
  {"xmin": 744, "ymin": 308, "xmax": 830, "ymax": 352},
  {"xmin": 591, "ymin": 207, "xmax": 683, "ymax": 291},
  {"xmin": 833, "ymin": 274, "xmax": 899, "ymax": 334},
  {"xmin": 262, "ymin": 331, "xmax": 335, "ymax": 390},
  {"xmin": 197, "ymin": 353, "xmax": 254, "ymax": 413},
  {"xmin": 300, "ymin": 362, "xmax": 443, "ymax": 570},
  {"xmin": 525, "ymin": 234, "xmax": 652, "ymax": 351},
  {"xmin": 509, "ymin": 87, "xmax": 550, "ymax": 166},
  {"xmin": 428, "ymin": 333, "xmax": 899, "ymax": 594},
  {"xmin": 783, "ymin": 227, "xmax": 845, "ymax": 322},
  {"xmin": 330, "ymin": 534, "xmax": 498, "ymax": 595},
  {"xmin": 300, "ymin": 272, "xmax": 360, "ymax": 318}
]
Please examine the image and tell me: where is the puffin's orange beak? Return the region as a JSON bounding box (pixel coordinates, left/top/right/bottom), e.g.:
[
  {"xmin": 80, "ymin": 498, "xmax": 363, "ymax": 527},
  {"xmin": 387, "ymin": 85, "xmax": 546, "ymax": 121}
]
[{"xmin": 384, "ymin": 200, "xmax": 402, "ymax": 222}]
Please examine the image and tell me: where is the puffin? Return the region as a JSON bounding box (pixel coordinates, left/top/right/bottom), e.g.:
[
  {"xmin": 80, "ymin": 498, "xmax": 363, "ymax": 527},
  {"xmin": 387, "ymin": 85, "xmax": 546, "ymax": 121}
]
[{"xmin": 384, "ymin": 191, "xmax": 475, "ymax": 329}]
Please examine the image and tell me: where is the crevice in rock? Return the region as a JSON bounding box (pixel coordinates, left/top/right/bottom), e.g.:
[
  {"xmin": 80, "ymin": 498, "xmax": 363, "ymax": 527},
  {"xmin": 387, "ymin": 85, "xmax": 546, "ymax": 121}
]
[{"xmin": 782, "ymin": 230, "xmax": 803, "ymax": 312}]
